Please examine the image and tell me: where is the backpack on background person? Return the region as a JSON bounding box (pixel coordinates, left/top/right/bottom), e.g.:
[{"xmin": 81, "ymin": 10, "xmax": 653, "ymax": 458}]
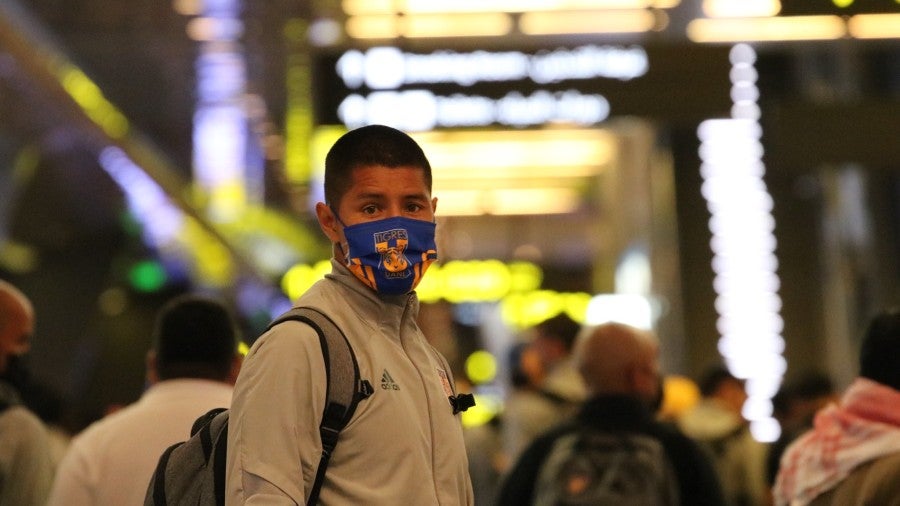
[
  {"xmin": 144, "ymin": 307, "xmax": 374, "ymax": 506},
  {"xmin": 532, "ymin": 429, "xmax": 680, "ymax": 506}
]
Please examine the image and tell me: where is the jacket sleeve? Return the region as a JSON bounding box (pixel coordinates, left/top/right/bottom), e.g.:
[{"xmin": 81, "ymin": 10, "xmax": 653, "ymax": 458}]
[{"xmin": 225, "ymin": 321, "xmax": 327, "ymax": 506}]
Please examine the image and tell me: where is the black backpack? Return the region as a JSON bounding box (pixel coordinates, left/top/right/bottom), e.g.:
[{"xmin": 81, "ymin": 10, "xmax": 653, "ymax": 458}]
[
  {"xmin": 144, "ymin": 306, "xmax": 374, "ymax": 506},
  {"xmin": 532, "ymin": 430, "xmax": 680, "ymax": 506}
]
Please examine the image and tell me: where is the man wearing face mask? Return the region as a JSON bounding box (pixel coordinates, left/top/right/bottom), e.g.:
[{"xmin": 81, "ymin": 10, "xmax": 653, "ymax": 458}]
[{"xmin": 226, "ymin": 125, "xmax": 475, "ymax": 505}]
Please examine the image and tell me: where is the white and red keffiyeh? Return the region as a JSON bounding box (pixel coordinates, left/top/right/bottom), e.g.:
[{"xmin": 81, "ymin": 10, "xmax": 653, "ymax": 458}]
[{"xmin": 773, "ymin": 378, "xmax": 900, "ymax": 506}]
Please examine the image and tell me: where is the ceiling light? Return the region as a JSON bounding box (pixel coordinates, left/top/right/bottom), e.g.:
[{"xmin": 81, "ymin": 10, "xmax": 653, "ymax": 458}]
[
  {"xmin": 687, "ymin": 15, "xmax": 845, "ymax": 42},
  {"xmin": 345, "ymin": 15, "xmax": 399, "ymax": 39},
  {"xmin": 343, "ymin": 0, "xmax": 665, "ymax": 15},
  {"xmin": 400, "ymin": 13, "xmax": 513, "ymax": 37},
  {"xmin": 702, "ymin": 0, "xmax": 781, "ymax": 18},
  {"xmin": 848, "ymin": 13, "xmax": 900, "ymax": 39},
  {"xmin": 520, "ymin": 9, "xmax": 658, "ymax": 34}
]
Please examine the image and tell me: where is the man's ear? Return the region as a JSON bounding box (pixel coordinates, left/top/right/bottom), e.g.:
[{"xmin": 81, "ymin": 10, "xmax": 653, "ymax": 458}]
[
  {"xmin": 315, "ymin": 202, "xmax": 341, "ymax": 243},
  {"xmin": 431, "ymin": 196, "xmax": 438, "ymax": 214}
]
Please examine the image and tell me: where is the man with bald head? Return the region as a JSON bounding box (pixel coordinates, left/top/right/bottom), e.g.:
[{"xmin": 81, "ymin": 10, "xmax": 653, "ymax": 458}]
[
  {"xmin": 0, "ymin": 279, "xmax": 54, "ymax": 505},
  {"xmin": 497, "ymin": 322, "xmax": 725, "ymax": 505}
]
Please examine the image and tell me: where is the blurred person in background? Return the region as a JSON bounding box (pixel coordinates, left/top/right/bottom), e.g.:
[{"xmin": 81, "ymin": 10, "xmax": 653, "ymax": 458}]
[
  {"xmin": 47, "ymin": 294, "xmax": 241, "ymax": 506},
  {"xmin": 497, "ymin": 322, "xmax": 725, "ymax": 505},
  {"xmin": 0, "ymin": 279, "xmax": 54, "ymax": 505},
  {"xmin": 677, "ymin": 365, "xmax": 769, "ymax": 506},
  {"xmin": 773, "ymin": 309, "xmax": 900, "ymax": 506},
  {"xmin": 502, "ymin": 313, "xmax": 587, "ymax": 466},
  {"xmin": 765, "ymin": 370, "xmax": 838, "ymax": 487}
]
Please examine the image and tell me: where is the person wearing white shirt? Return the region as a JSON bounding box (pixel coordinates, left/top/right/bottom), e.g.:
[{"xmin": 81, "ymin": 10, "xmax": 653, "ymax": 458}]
[{"xmin": 47, "ymin": 294, "xmax": 242, "ymax": 506}]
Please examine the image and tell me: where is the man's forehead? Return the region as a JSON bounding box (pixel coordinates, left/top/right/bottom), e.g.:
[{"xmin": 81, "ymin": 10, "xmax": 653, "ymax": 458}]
[{"xmin": 347, "ymin": 167, "xmax": 430, "ymax": 194}]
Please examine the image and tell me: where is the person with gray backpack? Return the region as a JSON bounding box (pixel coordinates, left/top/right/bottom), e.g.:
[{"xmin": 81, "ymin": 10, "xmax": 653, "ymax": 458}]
[{"xmin": 497, "ymin": 322, "xmax": 726, "ymax": 506}]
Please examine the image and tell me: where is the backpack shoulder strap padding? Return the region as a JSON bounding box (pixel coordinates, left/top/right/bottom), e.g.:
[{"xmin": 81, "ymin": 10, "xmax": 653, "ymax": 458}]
[{"xmin": 265, "ymin": 306, "xmax": 373, "ymax": 506}]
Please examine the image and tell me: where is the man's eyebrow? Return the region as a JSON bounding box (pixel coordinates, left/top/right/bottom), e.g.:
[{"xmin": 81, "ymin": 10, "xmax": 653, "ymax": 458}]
[{"xmin": 351, "ymin": 191, "xmax": 387, "ymax": 201}]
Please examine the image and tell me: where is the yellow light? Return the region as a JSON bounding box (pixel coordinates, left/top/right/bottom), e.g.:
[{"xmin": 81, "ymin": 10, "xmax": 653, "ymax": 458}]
[
  {"xmin": 172, "ymin": 0, "xmax": 202, "ymax": 15},
  {"xmin": 434, "ymin": 188, "xmax": 583, "ymax": 216},
  {"xmin": 415, "ymin": 263, "xmax": 443, "ymax": 303},
  {"xmin": 848, "ymin": 13, "xmax": 900, "ymax": 39},
  {"xmin": 281, "ymin": 261, "xmax": 331, "ymax": 301},
  {"xmin": 406, "ymin": 0, "xmax": 656, "ymax": 12},
  {"xmin": 345, "ymin": 15, "xmax": 399, "ymax": 39},
  {"xmin": 400, "ymin": 13, "xmax": 513, "ymax": 38},
  {"xmin": 283, "ymin": 46, "xmax": 314, "ymax": 184},
  {"xmin": 182, "ymin": 220, "xmax": 235, "ymax": 286},
  {"xmin": 207, "ymin": 182, "xmax": 247, "ymax": 222},
  {"xmin": 687, "ymin": 15, "xmax": 846, "ymax": 42},
  {"xmin": 519, "ymin": 9, "xmax": 658, "ymax": 34},
  {"xmin": 342, "ymin": 0, "xmax": 395, "ymax": 15},
  {"xmin": 465, "ymin": 350, "xmax": 498, "ymax": 384},
  {"xmin": 414, "ymin": 128, "xmax": 615, "ymax": 172},
  {"xmin": 345, "ymin": 0, "xmax": 669, "ymax": 15},
  {"xmin": 702, "ymin": 0, "xmax": 781, "ymax": 18},
  {"xmin": 832, "ymin": 0, "xmax": 854, "ymax": 7},
  {"xmin": 59, "ymin": 66, "xmax": 130, "ymax": 138},
  {"xmin": 411, "ymin": 128, "xmax": 614, "ymax": 216},
  {"xmin": 460, "ymin": 393, "xmax": 502, "ymax": 428},
  {"xmin": 501, "ymin": 291, "xmax": 566, "ymax": 328},
  {"xmin": 238, "ymin": 341, "xmax": 250, "ymax": 356},
  {"xmin": 658, "ymin": 375, "xmax": 701, "ymax": 421},
  {"xmin": 277, "ymin": 259, "xmax": 585, "ymax": 313},
  {"xmin": 442, "ymin": 259, "xmax": 512, "ymax": 303},
  {"xmin": 509, "ymin": 261, "xmax": 544, "ymax": 292},
  {"xmin": 562, "ymin": 292, "xmax": 593, "ymax": 323}
]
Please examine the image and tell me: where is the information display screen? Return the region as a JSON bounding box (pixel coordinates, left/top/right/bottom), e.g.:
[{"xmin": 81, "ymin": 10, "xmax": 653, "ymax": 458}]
[{"xmin": 311, "ymin": 43, "xmax": 732, "ymax": 130}]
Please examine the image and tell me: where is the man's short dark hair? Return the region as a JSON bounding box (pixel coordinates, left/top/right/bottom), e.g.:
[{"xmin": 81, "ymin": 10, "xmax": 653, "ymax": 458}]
[
  {"xmin": 535, "ymin": 313, "xmax": 581, "ymax": 353},
  {"xmin": 324, "ymin": 124, "xmax": 432, "ymax": 208},
  {"xmin": 697, "ymin": 365, "xmax": 742, "ymax": 398},
  {"xmin": 859, "ymin": 308, "xmax": 900, "ymax": 391},
  {"xmin": 153, "ymin": 294, "xmax": 239, "ymax": 381}
]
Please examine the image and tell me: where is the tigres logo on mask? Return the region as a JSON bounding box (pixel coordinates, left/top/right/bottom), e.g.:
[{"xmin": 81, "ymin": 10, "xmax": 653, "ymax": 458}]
[{"xmin": 374, "ymin": 229, "xmax": 410, "ymax": 277}]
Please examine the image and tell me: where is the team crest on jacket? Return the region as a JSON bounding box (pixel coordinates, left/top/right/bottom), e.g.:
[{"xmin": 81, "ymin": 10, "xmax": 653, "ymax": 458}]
[{"xmin": 374, "ymin": 228, "xmax": 411, "ymax": 277}]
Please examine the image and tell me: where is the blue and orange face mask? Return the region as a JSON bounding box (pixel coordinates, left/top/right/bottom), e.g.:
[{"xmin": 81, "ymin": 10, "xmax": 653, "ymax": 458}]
[{"xmin": 337, "ymin": 215, "xmax": 437, "ymax": 296}]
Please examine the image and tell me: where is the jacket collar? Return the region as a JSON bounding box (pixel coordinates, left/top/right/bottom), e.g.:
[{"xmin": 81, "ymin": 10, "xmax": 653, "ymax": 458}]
[{"xmin": 326, "ymin": 259, "xmax": 420, "ymax": 327}]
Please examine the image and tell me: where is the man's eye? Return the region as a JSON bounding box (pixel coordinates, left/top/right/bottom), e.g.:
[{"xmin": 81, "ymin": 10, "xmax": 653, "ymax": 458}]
[
  {"xmin": 406, "ymin": 203, "xmax": 423, "ymax": 213},
  {"xmin": 362, "ymin": 205, "xmax": 378, "ymax": 215}
]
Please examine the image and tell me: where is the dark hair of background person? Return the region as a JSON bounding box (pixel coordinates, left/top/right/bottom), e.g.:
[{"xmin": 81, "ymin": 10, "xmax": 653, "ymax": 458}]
[
  {"xmin": 771, "ymin": 370, "xmax": 835, "ymax": 422},
  {"xmin": 859, "ymin": 308, "xmax": 900, "ymax": 391},
  {"xmin": 324, "ymin": 124, "xmax": 433, "ymax": 208},
  {"xmin": 507, "ymin": 342, "xmax": 531, "ymax": 389},
  {"xmin": 697, "ymin": 365, "xmax": 742, "ymax": 398},
  {"xmin": 534, "ymin": 313, "xmax": 581, "ymax": 353},
  {"xmin": 152, "ymin": 294, "xmax": 239, "ymax": 382}
]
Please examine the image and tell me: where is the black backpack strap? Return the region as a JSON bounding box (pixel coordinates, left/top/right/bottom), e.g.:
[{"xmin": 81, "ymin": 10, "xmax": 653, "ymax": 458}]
[
  {"xmin": 213, "ymin": 418, "xmax": 229, "ymax": 506},
  {"xmin": 266, "ymin": 306, "xmax": 373, "ymax": 506},
  {"xmin": 151, "ymin": 442, "xmax": 180, "ymax": 506}
]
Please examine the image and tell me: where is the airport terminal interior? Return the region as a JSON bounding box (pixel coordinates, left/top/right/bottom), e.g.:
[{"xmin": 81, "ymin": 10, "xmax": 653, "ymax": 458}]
[{"xmin": 1, "ymin": 0, "xmax": 899, "ymax": 443}]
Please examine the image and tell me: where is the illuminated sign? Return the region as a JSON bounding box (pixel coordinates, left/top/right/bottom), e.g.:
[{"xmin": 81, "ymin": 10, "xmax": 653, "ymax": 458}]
[{"xmin": 312, "ymin": 43, "xmax": 733, "ymax": 130}]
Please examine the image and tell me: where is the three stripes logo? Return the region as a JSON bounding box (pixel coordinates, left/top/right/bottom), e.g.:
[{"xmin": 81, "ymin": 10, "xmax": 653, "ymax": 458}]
[{"xmin": 381, "ymin": 369, "xmax": 400, "ymax": 391}]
